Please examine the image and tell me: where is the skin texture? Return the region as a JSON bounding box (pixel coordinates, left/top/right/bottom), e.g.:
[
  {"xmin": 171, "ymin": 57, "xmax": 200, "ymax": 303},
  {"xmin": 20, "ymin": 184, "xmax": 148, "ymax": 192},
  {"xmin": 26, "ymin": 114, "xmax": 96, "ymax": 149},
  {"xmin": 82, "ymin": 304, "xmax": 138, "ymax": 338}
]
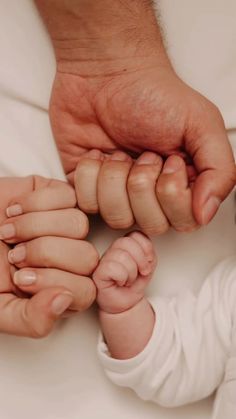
[
  {"xmin": 93, "ymin": 231, "xmax": 156, "ymax": 359},
  {"xmin": 35, "ymin": 0, "xmax": 236, "ymax": 235},
  {"xmin": 0, "ymin": 176, "xmax": 98, "ymax": 337}
]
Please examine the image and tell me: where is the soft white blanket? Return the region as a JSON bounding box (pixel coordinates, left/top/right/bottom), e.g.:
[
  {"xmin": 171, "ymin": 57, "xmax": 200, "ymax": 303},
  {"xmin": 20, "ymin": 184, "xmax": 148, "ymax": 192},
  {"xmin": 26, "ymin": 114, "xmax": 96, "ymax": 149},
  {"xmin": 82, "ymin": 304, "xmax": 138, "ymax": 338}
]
[{"xmin": 0, "ymin": 1, "xmax": 235, "ymax": 418}]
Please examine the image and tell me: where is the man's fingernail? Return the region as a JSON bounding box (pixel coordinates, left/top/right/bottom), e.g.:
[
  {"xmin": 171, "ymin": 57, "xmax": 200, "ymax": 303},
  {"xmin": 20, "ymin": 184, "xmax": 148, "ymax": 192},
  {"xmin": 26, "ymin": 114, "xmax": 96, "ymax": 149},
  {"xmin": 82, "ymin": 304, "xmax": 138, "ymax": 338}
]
[
  {"xmin": 201, "ymin": 196, "xmax": 221, "ymax": 225},
  {"xmin": 0, "ymin": 223, "xmax": 15, "ymax": 240},
  {"xmin": 88, "ymin": 149, "xmax": 104, "ymax": 160},
  {"xmin": 162, "ymin": 156, "xmax": 183, "ymax": 174},
  {"xmin": 13, "ymin": 270, "xmax": 37, "ymax": 286},
  {"xmin": 6, "ymin": 204, "xmax": 23, "ymax": 217},
  {"xmin": 136, "ymin": 152, "xmax": 162, "ymax": 165},
  {"xmin": 8, "ymin": 245, "xmax": 26, "ymax": 264},
  {"xmin": 109, "ymin": 152, "xmax": 131, "ymax": 162},
  {"xmin": 51, "ymin": 293, "xmax": 73, "ymax": 316}
]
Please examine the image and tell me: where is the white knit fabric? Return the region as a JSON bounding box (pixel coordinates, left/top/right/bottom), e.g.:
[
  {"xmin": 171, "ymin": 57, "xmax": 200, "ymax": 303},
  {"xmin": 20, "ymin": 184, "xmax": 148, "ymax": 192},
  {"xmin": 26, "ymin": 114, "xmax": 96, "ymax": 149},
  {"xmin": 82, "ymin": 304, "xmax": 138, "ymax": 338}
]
[{"xmin": 98, "ymin": 258, "xmax": 236, "ymax": 418}]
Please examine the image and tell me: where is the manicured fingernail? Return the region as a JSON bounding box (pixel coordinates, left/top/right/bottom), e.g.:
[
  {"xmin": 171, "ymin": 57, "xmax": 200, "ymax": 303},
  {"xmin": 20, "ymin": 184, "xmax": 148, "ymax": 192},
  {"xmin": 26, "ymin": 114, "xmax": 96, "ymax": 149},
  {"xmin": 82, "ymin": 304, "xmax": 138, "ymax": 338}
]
[
  {"xmin": 136, "ymin": 152, "xmax": 161, "ymax": 165},
  {"xmin": 0, "ymin": 223, "xmax": 15, "ymax": 240},
  {"xmin": 8, "ymin": 245, "xmax": 26, "ymax": 264},
  {"xmin": 201, "ymin": 196, "xmax": 221, "ymax": 225},
  {"xmin": 109, "ymin": 152, "xmax": 130, "ymax": 162},
  {"xmin": 51, "ymin": 293, "xmax": 73, "ymax": 315},
  {"xmin": 13, "ymin": 270, "xmax": 37, "ymax": 286},
  {"xmin": 163, "ymin": 156, "xmax": 182, "ymax": 174},
  {"xmin": 6, "ymin": 204, "xmax": 23, "ymax": 217}
]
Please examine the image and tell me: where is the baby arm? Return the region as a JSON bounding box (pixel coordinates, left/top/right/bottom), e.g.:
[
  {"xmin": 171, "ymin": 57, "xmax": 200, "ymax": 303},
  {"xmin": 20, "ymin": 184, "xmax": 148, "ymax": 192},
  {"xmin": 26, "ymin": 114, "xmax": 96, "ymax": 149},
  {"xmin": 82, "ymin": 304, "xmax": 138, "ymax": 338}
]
[
  {"xmin": 93, "ymin": 231, "xmax": 157, "ymax": 359},
  {"xmin": 95, "ymin": 234, "xmax": 236, "ymax": 407}
]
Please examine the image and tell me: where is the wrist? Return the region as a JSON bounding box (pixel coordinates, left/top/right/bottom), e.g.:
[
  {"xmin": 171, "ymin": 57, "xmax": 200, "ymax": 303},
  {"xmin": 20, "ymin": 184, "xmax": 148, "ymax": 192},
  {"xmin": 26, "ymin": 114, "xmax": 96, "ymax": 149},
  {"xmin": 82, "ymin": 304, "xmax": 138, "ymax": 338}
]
[
  {"xmin": 35, "ymin": 0, "xmax": 172, "ymax": 78},
  {"xmin": 99, "ymin": 296, "xmax": 146, "ymax": 318},
  {"xmin": 99, "ymin": 297, "xmax": 155, "ymax": 359}
]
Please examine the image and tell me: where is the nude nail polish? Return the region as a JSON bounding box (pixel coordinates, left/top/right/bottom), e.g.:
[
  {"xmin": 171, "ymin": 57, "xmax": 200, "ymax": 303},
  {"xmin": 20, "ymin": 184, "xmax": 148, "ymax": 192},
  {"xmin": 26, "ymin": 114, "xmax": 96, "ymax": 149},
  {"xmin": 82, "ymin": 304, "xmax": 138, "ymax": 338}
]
[
  {"xmin": 6, "ymin": 204, "xmax": 23, "ymax": 217},
  {"xmin": 13, "ymin": 270, "xmax": 37, "ymax": 286},
  {"xmin": 8, "ymin": 245, "xmax": 26, "ymax": 264},
  {"xmin": 0, "ymin": 223, "xmax": 15, "ymax": 239}
]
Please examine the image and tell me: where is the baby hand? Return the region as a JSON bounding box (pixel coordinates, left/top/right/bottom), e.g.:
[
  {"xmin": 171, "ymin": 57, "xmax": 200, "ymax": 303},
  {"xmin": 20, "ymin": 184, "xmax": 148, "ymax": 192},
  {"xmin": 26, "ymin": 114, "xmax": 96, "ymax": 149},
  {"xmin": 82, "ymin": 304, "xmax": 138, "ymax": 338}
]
[{"xmin": 93, "ymin": 231, "xmax": 157, "ymax": 314}]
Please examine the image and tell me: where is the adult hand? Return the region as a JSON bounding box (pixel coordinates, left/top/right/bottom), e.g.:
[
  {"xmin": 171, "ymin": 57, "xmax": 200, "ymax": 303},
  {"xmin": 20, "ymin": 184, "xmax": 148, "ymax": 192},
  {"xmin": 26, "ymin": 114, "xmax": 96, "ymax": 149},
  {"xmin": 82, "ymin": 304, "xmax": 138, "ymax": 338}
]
[
  {"xmin": 36, "ymin": 0, "xmax": 236, "ymax": 234},
  {"xmin": 0, "ymin": 177, "xmax": 98, "ymax": 337}
]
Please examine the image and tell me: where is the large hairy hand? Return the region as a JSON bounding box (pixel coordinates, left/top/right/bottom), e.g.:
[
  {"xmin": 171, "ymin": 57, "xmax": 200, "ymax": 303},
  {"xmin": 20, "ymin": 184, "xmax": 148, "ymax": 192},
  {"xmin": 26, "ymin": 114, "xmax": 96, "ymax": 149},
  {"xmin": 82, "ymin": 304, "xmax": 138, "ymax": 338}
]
[
  {"xmin": 50, "ymin": 65, "xmax": 235, "ymax": 233},
  {"xmin": 35, "ymin": 0, "xmax": 235, "ymax": 234}
]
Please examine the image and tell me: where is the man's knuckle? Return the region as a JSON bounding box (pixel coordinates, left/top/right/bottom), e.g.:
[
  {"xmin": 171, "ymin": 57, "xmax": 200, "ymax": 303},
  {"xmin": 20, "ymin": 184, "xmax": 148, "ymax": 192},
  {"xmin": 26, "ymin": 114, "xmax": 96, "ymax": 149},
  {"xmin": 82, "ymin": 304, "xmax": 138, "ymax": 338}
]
[
  {"xmin": 106, "ymin": 214, "xmax": 134, "ymax": 230},
  {"xmin": 142, "ymin": 222, "xmax": 169, "ymax": 236},
  {"xmin": 156, "ymin": 180, "xmax": 178, "ymax": 197},
  {"xmin": 174, "ymin": 220, "xmax": 199, "ymax": 233},
  {"xmin": 128, "ymin": 172, "xmax": 153, "ymax": 192}
]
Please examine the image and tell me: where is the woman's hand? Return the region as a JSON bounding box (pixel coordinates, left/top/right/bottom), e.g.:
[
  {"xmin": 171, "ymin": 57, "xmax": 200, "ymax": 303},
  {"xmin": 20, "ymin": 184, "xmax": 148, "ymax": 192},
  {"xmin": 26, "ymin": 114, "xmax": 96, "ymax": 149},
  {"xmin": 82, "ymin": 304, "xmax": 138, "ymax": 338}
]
[{"xmin": 0, "ymin": 176, "xmax": 98, "ymax": 337}]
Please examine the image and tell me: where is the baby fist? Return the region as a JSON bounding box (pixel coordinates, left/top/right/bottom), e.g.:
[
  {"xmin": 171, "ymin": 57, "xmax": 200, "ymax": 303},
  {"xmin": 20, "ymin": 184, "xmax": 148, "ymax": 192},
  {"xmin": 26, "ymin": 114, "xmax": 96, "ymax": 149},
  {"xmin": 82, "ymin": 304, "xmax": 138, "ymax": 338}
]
[{"xmin": 93, "ymin": 231, "xmax": 157, "ymax": 314}]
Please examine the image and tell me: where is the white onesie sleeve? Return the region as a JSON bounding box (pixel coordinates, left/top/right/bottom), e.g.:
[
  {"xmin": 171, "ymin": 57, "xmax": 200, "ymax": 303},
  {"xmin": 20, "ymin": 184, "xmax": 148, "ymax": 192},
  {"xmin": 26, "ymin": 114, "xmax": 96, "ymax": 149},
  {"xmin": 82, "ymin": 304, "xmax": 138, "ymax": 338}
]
[{"xmin": 97, "ymin": 257, "xmax": 236, "ymax": 407}]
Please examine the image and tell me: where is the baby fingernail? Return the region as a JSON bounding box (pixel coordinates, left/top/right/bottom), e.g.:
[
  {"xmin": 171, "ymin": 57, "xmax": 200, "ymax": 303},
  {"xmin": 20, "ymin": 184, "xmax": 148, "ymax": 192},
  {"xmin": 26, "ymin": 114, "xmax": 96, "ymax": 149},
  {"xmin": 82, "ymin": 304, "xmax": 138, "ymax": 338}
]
[
  {"xmin": 8, "ymin": 246, "xmax": 26, "ymax": 264},
  {"xmin": 6, "ymin": 204, "xmax": 23, "ymax": 217},
  {"xmin": 163, "ymin": 156, "xmax": 183, "ymax": 174},
  {"xmin": 140, "ymin": 264, "xmax": 152, "ymax": 276},
  {"xmin": 14, "ymin": 270, "xmax": 37, "ymax": 286},
  {"xmin": 51, "ymin": 293, "xmax": 73, "ymax": 316},
  {"xmin": 0, "ymin": 223, "xmax": 15, "ymax": 239}
]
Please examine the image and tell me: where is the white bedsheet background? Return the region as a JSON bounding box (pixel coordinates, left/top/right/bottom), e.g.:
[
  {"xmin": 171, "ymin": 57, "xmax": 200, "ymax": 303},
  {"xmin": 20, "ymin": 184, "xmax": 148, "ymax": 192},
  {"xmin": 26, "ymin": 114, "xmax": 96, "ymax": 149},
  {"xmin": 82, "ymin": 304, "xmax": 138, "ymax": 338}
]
[{"xmin": 0, "ymin": 1, "xmax": 235, "ymax": 418}]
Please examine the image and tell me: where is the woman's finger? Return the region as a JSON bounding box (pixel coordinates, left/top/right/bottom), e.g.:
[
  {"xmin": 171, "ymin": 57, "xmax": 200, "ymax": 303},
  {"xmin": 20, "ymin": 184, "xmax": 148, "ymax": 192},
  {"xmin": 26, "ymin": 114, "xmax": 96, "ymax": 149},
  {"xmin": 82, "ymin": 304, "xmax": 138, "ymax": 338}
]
[
  {"xmin": 13, "ymin": 268, "xmax": 96, "ymax": 312},
  {"xmin": 8, "ymin": 237, "xmax": 99, "ymax": 276},
  {"xmin": 156, "ymin": 155, "xmax": 199, "ymax": 232},
  {"xmin": 127, "ymin": 152, "xmax": 169, "ymax": 236},
  {"xmin": 98, "ymin": 151, "xmax": 134, "ymax": 229},
  {"xmin": 0, "ymin": 288, "xmax": 74, "ymax": 338},
  {"xmin": 6, "ymin": 177, "xmax": 76, "ymax": 216},
  {"xmin": 0, "ymin": 208, "xmax": 89, "ymax": 243}
]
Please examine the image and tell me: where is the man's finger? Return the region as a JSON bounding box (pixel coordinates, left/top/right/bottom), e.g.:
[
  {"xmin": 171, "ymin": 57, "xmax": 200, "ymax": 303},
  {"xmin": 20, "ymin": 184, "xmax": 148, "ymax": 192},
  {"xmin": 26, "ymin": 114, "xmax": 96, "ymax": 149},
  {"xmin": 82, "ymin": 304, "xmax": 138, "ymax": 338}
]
[
  {"xmin": 156, "ymin": 155, "xmax": 198, "ymax": 231},
  {"xmin": 128, "ymin": 152, "xmax": 169, "ymax": 236},
  {"xmin": 98, "ymin": 151, "xmax": 134, "ymax": 229},
  {"xmin": 186, "ymin": 104, "xmax": 236, "ymax": 224},
  {"xmin": 74, "ymin": 149, "xmax": 105, "ymax": 214}
]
